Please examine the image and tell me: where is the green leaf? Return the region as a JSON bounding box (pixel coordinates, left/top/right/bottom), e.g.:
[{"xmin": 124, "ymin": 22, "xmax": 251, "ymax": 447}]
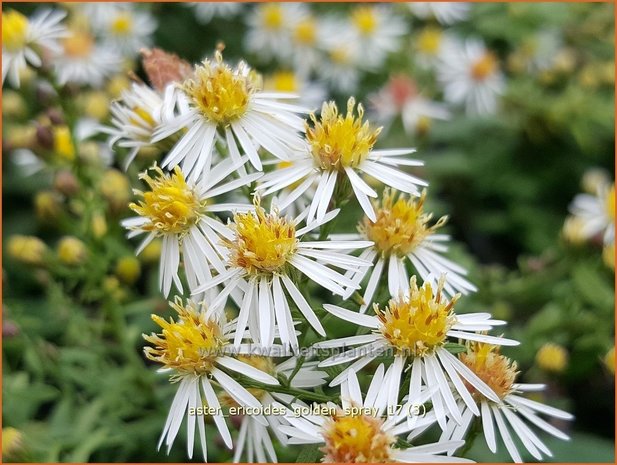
[{"xmin": 296, "ymin": 444, "xmax": 322, "ymax": 463}]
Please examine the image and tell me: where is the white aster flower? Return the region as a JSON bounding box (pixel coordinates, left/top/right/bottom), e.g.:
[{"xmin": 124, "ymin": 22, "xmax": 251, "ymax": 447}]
[
  {"xmin": 188, "ymin": 2, "xmax": 242, "ymax": 24},
  {"xmin": 52, "ymin": 28, "xmax": 122, "ymax": 88},
  {"xmin": 258, "ymin": 98, "xmax": 427, "ymax": 224},
  {"xmin": 370, "ymin": 74, "xmax": 450, "ymax": 135},
  {"xmin": 244, "ymin": 3, "xmax": 307, "ymax": 62},
  {"xmin": 339, "ymin": 189, "xmax": 476, "ymax": 311},
  {"xmin": 568, "ymin": 181, "xmax": 614, "ymax": 245},
  {"xmin": 348, "ymin": 5, "xmax": 408, "ymax": 69},
  {"xmin": 440, "ymin": 342, "xmax": 574, "ymax": 463},
  {"xmin": 153, "ymin": 51, "xmax": 308, "ymax": 181},
  {"xmin": 2, "ymin": 9, "xmax": 67, "ymax": 87},
  {"xmin": 101, "ymin": 82, "xmax": 183, "ymax": 169},
  {"xmin": 263, "ymin": 70, "xmax": 327, "ymax": 110},
  {"xmin": 143, "ymin": 297, "xmax": 280, "ymax": 461},
  {"xmin": 193, "ymin": 202, "xmax": 373, "ymax": 350},
  {"xmin": 413, "ymin": 26, "xmax": 455, "ymax": 70},
  {"xmin": 286, "ymin": 11, "xmax": 323, "ymax": 79},
  {"xmin": 95, "ymin": 4, "xmax": 157, "ymax": 58},
  {"xmin": 317, "ymin": 20, "xmax": 363, "ymax": 93},
  {"xmin": 230, "ymin": 356, "xmax": 328, "ymax": 463},
  {"xmin": 315, "ymin": 276, "xmax": 519, "ymax": 430},
  {"xmin": 122, "ymin": 162, "xmax": 260, "ymax": 297},
  {"xmin": 408, "ymin": 2, "xmax": 470, "ymax": 25},
  {"xmin": 437, "ymin": 38, "xmax": 505, "ymax": 116},
  {"xmin": 277, "ymin": 366, "xmax": 473, "ymax": 463}
]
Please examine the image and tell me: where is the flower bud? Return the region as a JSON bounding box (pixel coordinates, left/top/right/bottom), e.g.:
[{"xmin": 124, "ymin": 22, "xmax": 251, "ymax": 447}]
[
  {"xmin": 140, "ymin": 239, "xmax": 162, "ymax": 264},
  {"xmin": 100, "ymin": 169, "xmax": 131, "ymax": 212},
  {"xmin": 115, "ymin": 256, "xmax": 141, "ymax": 285},
  {"xmin": 35, "ymin": 191, "xmax": 63, "ymax": 222},
  {"xmin": 7, "ymin": 235, "xmax": 47, "ymax": 265},
  {"xmin": 57, "ymin": 236, "xmax": 87, "ymax": 265},
  {"xmin": 2, "ymin": 427, "xmax": 24, "ymax": 462},
  {"xmin": 2, "ymin": 90, "xmax": 27, "ymax": 119},
  {"xmin": 91, "ymin": 212, "xmax": 108, "ymax": 239},
  {"xmin": 536, "ymin": 343, "xmax": 568, "ymax": 373},
  {"xmin": 604, "ymin": 346, "xmax": 615, "ymax": 374},
  {"xmin": 53, "ymin": 170, "xmax": 79, "ymax": 196},
  {"xmin": 52, "ymin": 125, "xmax": 76, "ymax": 161}
]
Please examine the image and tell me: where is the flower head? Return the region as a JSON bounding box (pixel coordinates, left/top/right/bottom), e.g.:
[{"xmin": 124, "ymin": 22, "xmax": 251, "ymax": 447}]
[
  {"xmin": 307, "ymin": 98, "xmax": 381, "ymax": 171},
  {"xmin": 459, "ymin": 342, "xmax": 518, "ymax": 400},
  {"xmin": 376, "ymin": 276, "xmax": 458, "ymax": 357}
]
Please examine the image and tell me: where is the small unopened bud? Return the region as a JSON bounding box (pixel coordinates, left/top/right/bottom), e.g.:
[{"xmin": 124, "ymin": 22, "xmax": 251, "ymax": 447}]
[
  {"xmin": 53, "ymin": 126, "xmax": 76, "ymax": 161},
  {"xmin": 57, "ymin": 236, "xmax": 87, "ymax": 265},
  {"xmin": 100, "ymin": 169, "xmax": 131, "ymax": 212},
  {"xmin": 35, "ymin": 191, "xmax": 63, "ymax": 222},
  {"xmin": 581, "ymin": 168, "xmax": 610, "ymax": 194},
  {"xmin": 536, "ymin": 343, "xmax": 568, "ymax": 373},
  {"xmin": 8, "ymin": 235, "xmax": 47, "ymax": 265},
  {"xmin": 115, "ymin": 256, "xmax": 141, "ymax": 285},
  {"xmin": 82, "ymin": 91, "xmax": 110, "ymax": 120},
  {"xmin": 5, "ymin": 125, "xmax": 37, "ymax": 149},
  {"xmin": 54, "ymin": 170, "xmax": 80, "ymax": 196},
  {"xmin": 91, "ymin": 212, "xmax": 108, "ymax": 239},
  {"xmin": 2, "ymin": 427, "xmax": 25, "ymax": 462},
  {"xmin": 36, "ymin": 124, "xmax": 54, "ymax": 150},
  {"xmin": 47, "ymin": 108, "xmax": 65, "ymax": 125},
  {"xmin": 2, "ymin": 91, "xmax": 27, "ymax": 118},
  {"xmin": 106, "ymin": 74, "xmax": 131, "ymax": 98}
]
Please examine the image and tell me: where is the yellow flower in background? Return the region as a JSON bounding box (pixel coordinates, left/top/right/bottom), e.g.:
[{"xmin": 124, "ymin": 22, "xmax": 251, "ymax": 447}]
[
  {"xmin": 57, "ymin": 236, "xmax": 87, "ymax": 265},
  {"xmin": 115, "ymin": 256, "xmax": 141, "ymax": 285},
  {"xmin": 52, "ymin": 125, "xmax": 75, "ymax": 161},
  {"xmin": 536, "ymin": 343, "xmax": 568, "ymax": 373},
  {"xmin": 8, "ymin": 235, "xmax": 47, "ymax": 265},
  {"xmin": 35, "ymin": 191, "xmax": 63, "ymax": 222},
  {"xmin": 2, "ymin": 427, "xmax": 24, "ymax": 461}
]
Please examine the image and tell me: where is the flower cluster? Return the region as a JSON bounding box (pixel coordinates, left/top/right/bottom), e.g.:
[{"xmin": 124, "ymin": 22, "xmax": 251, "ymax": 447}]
[
  {"xmin": 109, "ymin": 46, "xmax": 573, "ymax": 463},
  {"xmin": 4, "ymin": 3, "xmax": 601, "ymax": 464}
]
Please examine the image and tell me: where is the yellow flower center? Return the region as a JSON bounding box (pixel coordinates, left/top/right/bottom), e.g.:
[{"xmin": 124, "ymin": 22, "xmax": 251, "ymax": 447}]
[
  {"xmin": 225, "ymin": 203, "xmax": 297, "ymax": 275},
  {"xmin": 306, "ymin": 98, "xmax": 381, "ymax": 171},
  {"xmin": 321, "ymin": 411, "xmax": 394, "ymax": 463},
  {"xmin": 459, "ymin": 342, "xmax": 518, "ymax": 400},
  {"xmin": 294, "ymin": 18, "xmax": 317, "ymax": 45},
  {"xmin": 129, "ymin": 106, "xmax": 157, "ymax": 131},
  {"xmin": 471, "ymin": 53, "xmax": 498, "ymax": 81},
  {"xmin": 183, "ymin": 52, "xmax": 257, "ymax": 125},
  {"xmin": 361, "ymin": 190, "xmax": 446, "ymax": 257},
  {"xmin": 351, "ymin": 7, "xmax": 378, "ymax": 36},
  {"xmin": 261, "ymin": 4, "xmax": 284, "ymax": 30},
  {"xmin": 110, "ymin": 13, "xmax": 133, "ymax": 35},
  {"xmin": 2, "ymin": 10, "xmax": 29, "ymax": 52},
  {"xmin": 129, "ymin": 165, "xmax": 206, "ymax": 236},
  {"xmin": 330, "ymin": 47, "xmax": 352, "ymax": 65},
  {"xmin": 271, "ymin": 71, "xmax": 298, "ymax": 93},
  {"xmin": 376, "ymin": 277, "xmax": 457, "ymax": 357},
  {"xmin": 417, "ymin": 27, "xmax": 443, "ymax": 55},
  {"xmin": 144, "ymin": 298, "xmax": 225, "ymax": 375},
  {"xmin": 605, "ymin": 184, "xmax": 615, "ymax": 221},
  {"xmin": 62, "ymin": 31, "xmax": 95, "ymax": 58}
]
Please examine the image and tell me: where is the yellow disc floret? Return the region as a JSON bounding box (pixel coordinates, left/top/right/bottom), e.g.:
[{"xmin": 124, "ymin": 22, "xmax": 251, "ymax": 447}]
[
  {"xmin": 376, "ymin": 277, "xmax": 457, "ymax": 357},
  {"xmin": 2, "ymin": 10, "xmax": 29, "ymax": 52},
  {"xmin": 62, "ymin": 31, "xmax": 95, "ymax": 58},
  {"xmin": 294, "ymin": 18, "xmax": 317, "ymax": 45},
  {"xmin": 351, "ymin": 7, "xmax": 378, "ymax": 36},
  {"xmin": 307, "ymin": 98, "xmax": 381, "ymax": 171},
  {"xmin": 129, "ymin": 165, "xmax": 206, "ymax": 236},
  {"xmin": 361, "ymin": 189, "xmax": 447, "ymax": 257},
  {"xmin": 143, "ymin": 297, "xmax": 225, "ymax": 376},
  {"xmin": 261, "ymin": 4, "xmax": 284, "ymax": 30},
  {"xmin": 459, "ymin": 342, "xmax": 519, "ymax": 400},
  {"xmin": 225, "ymin": 201, "xmax": 297, "ymax": 275},
  {"xmin": 321, "ymin": 410, "xmax": 394, "ymax": 463},
  {"xmin": 183, "ymin": 52, "xmax": 258, "ymax": 125},
  {"xmin": 110, "ymin": 12, "xmax": 133, "ymax": 35},
  {"xmin": 417, "ymin": 27, "xmax": 443, "ymax": 55},
  {"xmin": 471, "ymin": 53, "xmax": 498, "ymax": 81}
]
